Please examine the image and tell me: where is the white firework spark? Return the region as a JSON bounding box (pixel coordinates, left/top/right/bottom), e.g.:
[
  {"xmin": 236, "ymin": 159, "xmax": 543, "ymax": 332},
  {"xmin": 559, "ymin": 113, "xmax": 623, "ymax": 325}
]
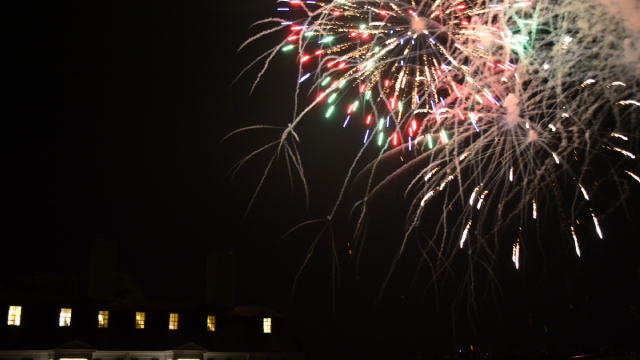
[
  {"xmin": 461, "ymin": 220, "xmax": 472, "ymax": 249},
  {"xmin": 625, "ymin": 170, "xmax": 640, "ymax": 184},
  {"xmin": 571, "ymin": 226, "xmax": 581, "ymax": 257},
  {"xmin": 579, "ymin": 184, "xmax": 589, "ymax": 200},
  {"xmin": 592, "ymin": 212, "xmax": 603, "ymax": 239}
]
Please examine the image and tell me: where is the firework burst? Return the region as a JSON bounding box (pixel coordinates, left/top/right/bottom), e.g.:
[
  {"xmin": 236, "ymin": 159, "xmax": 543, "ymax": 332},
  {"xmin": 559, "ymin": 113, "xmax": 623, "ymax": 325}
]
[{"xmin": 229, "ymin": 0, "xmax": 639, "ymax": 306}]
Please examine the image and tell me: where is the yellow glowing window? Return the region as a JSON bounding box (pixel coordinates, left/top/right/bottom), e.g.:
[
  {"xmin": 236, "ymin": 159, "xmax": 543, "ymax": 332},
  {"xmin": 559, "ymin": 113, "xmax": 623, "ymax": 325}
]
[
  {"xmin": 59, "ymin": 308, "xmax": 72, "ymax": 327},
  {"xmin": 8, "ymin": 306, "xmax": 21, "ymax": 326},
  {"xmin": 207, "ymin": 315, "xmax": 215, "ymax": 331},
  {"xmin": 169, "ymin": 313, "xmax": 179, "ymax": 330},
  {"xmin": 98, "ymin": 311, "xmax": 109, "ymax": 328},
  {"xmin": 135, "ymin": 312, "xmax": 145, "ymax": 329},
  {"xmin": 263, "ymin": 317, "xmax": 271, "ymax": 333}
]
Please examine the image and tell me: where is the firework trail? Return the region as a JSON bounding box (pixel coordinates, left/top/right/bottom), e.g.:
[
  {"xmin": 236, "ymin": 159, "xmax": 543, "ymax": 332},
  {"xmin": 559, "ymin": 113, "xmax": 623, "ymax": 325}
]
[{"xmin": 229, "ymin": 0, "xmax": 640, "ymax": 308}]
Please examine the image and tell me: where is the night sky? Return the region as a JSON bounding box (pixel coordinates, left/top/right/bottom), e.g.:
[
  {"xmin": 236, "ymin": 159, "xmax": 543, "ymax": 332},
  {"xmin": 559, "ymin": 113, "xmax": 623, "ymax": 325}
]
[{"xmin": 3, "ymin": 1, "xmax": 640, "ymax": 358}]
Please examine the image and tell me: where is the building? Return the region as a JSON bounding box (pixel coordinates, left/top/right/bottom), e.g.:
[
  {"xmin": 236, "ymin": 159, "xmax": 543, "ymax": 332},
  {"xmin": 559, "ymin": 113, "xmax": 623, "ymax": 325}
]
[{"xmin": 0, "ymin": 240, "xmax": 304, "ymax": 360}]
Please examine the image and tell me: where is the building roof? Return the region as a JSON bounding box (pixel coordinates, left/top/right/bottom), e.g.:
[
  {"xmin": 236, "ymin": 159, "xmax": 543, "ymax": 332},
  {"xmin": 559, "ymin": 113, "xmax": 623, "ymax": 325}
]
[
  {"xmin": 55, "ymin": 340, "xmax": 97, "ymax": 350},
  {"xmin": 172, "ymin": 342, "xmax": 208, "ymax": 351}
]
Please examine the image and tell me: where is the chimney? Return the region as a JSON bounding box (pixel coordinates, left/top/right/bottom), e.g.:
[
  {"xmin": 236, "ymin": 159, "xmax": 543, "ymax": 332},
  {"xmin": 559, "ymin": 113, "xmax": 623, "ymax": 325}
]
[
  {"xmin": 88, "ymin": 238, "xmax": 118, "ymax": 301},
  {"xmin": 206, "ymin": 253, "xmax": 236, "ymax": 309}
]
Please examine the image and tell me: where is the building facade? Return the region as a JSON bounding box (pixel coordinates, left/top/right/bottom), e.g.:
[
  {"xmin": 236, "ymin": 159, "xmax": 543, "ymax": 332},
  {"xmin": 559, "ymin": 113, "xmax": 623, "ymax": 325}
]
[
  {"xmin": 0, "ymin": 301, "xmax": 303, "ymax": 360},
  {"xmin": 0, "ymin": 241, "xmax": 303, "ymax": 360}
]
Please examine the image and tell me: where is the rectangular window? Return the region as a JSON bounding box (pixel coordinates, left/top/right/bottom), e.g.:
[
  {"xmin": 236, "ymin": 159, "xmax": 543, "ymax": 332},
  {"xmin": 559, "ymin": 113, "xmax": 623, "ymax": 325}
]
[
  {"xmin": 207, "ymin": 315, "xmax": 215, "ymax": 331},
  {"xmin": 136, "ymin": 312, "xmax": 145, "ymax": 329},
  {"xmin": 169, "ymin": 313, "xmax": 179, "ymax": 330},
  {"xmin": 59, "ymin": 308, "xmax": 72, "ymax": 327},
  {"xmin": 98, "ymin": 311, "xmax": 109, "ymax": 328},
  {"xmin": 8, "ymin": 306, "xmax": 21, "ymax": 326},
  {"xmin": 263, "ymin": 317, "xmax": 271, "ymax": 333}
]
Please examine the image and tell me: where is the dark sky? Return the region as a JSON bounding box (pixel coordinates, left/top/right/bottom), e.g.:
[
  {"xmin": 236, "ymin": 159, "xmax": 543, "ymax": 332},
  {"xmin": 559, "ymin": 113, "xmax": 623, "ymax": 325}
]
[
  {"xmin": 3, "ymin": 1, "xmax": 640, "ymax": 357},
  {"xmin": 3, "ymin": 1, "xmax": 289, "ymax": 296},
  {"xmin": 2, "ymin": 1, "xmax": 365, "ymax": 355}
]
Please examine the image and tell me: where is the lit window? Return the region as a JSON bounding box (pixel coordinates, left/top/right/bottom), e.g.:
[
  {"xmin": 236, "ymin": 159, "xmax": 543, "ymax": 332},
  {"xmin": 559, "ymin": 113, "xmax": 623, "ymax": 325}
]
[
  {"xmin": 136, "ymin": 312, "xmax": 145, "ymax": 329},
  {"xmin": 98, "ymin": 311, "xmax": 109, "ymax": 328},
  {"xmin": 8, "ymin": 306, "xmax": 21, "ymax": 326},
  {"xmin": 263, "ymin": 317, "xmax": 271, "ymax": 333},
  {"xmin": 59, "ymin": 308, "xmax": 72, "ymax": 327},
  {"xmin": 169, "ymin": 313, "xmax": 179, "ymax": 330},
  {"xmin": 207, "ymin": 315, "xmax": 216, "ymax": 331}
]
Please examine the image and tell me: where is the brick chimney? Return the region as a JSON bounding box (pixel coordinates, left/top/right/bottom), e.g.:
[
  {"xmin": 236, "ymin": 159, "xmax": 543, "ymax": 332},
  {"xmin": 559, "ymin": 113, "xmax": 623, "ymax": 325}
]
[
  {"xmin": 88, "ymin": 238, "xmax": 118, "ymax": 301},
  {"xmin": 206, "ymin": 253, "xmax": 236, "ymax": 309}
]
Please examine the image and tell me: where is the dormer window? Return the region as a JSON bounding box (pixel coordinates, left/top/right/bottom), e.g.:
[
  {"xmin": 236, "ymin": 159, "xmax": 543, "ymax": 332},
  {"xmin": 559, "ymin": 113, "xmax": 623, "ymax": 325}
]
[
  {"xmin": 263, "ymin": 317, "xmax": 271, "ymax": 333},
  {"xmin": 7, "ymin": 306, "xmax": 21, "ymax": 326},
  {"xmin": 169, "ymin": 313, "xmax": 179, "ymax": 330},
  {"xmin": 59, "ymin": 308, "xmax": 72, "ymax": 327},
  {"xmin": 98, "ymin": 311, "xmax": 109, "ymax": 328}
]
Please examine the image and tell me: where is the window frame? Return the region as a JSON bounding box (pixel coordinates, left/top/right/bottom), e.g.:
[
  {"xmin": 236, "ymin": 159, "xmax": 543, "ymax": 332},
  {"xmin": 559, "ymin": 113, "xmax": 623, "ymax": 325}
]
[
  {"xmin": 7, "ymin": 306, "xmax": 21, "ymax": 326},
  {"xmin": 169, "ymin": 313, "xmax": 179, "ymax": 330},
  {"xmin": 59, "ymin": 308, "xmax": 72, "ymax": 327},
  {"xmin": 263, "ymin": 317, "xmax": 272, "ymax": 333},
  {"xmin": 207, "ymin": 315, "xmax": 216, "ymax": 331},
  {"xmin": 98, "ymin": 310, "xmax": 109, "ymax": 328},
  {"xmin": 135, "ymin": 312, "xmax": 145, "ymax": 329}
]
